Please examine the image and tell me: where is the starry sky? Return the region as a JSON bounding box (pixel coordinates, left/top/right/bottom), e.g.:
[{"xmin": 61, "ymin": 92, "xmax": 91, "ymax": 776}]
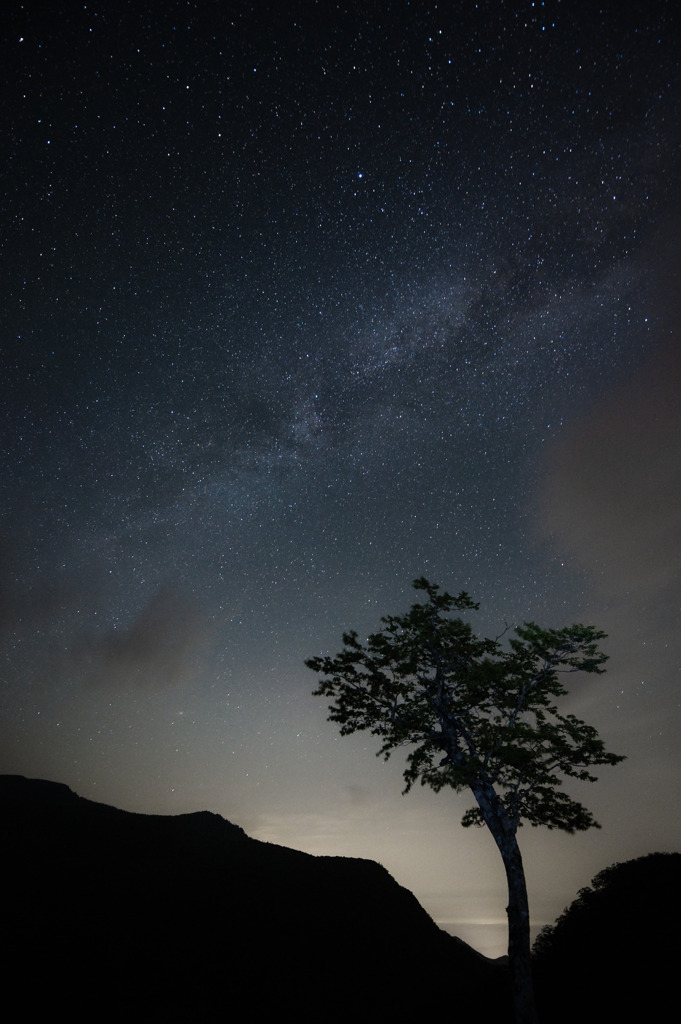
[{"xmin": 2, "ymin": 0, "xmax": 680, "ymax": 957}]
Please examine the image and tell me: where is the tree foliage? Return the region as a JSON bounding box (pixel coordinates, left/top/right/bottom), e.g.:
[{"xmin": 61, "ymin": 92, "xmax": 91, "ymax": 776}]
[{"xmin": 307, "ymin": 578, "xmax": 625, "ymax": 837}]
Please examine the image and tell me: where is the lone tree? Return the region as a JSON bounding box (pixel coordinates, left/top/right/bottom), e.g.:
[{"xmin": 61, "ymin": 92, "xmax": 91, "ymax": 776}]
[{"xmin": 306, "ymin": 579, "xmax": 625, "ymax": 1024}]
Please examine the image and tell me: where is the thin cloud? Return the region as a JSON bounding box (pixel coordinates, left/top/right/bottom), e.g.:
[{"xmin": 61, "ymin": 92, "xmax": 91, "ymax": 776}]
[
  {"xmin": 85, "ymin": 584, "xmax": 206, "ymax": 690},
  {"xmin": 536, "ymin": 339, "xmax": 681, "ymax": 605}
]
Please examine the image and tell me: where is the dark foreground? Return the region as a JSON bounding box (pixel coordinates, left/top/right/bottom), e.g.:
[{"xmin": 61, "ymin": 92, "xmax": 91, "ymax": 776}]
[
  {"xmin": 7, "ymin": 775, "xmax": 677, "ymax": 1022},
  {"xmin": 2, "ymin": 775, "xmax": 511, "ymax": 1022}
]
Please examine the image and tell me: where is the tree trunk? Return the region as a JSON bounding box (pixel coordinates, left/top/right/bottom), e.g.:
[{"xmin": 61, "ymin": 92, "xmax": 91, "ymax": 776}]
[
  {"xmin": 497, "ymin": 831, "xmax": 540, "ymax": 1024},
  {"xmin": 470, "ymin": 782, "xmax": 540, "ymax": 1022}
]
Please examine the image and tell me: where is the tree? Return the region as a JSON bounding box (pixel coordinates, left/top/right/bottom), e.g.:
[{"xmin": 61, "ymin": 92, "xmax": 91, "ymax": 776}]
[{"xmin": 306, "ymin": 578, "xmax": 625, "ymax": 1024}]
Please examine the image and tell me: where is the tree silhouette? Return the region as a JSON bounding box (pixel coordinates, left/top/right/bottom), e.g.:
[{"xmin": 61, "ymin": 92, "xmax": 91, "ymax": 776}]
[{"xmin": 306, "ymin": 578, "xmax": 625, "ymax": 1024}]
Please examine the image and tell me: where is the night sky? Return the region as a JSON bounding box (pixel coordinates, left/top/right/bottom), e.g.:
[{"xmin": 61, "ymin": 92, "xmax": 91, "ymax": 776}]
[{"xmin": 2, "ymin": 1, "xmax": 680, "ymax": 957}]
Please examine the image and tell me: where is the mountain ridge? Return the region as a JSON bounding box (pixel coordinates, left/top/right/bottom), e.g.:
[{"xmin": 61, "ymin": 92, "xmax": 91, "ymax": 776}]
[{"xmin": 1, "ymin": 774, "xmax": 510, "ymax": 1021}]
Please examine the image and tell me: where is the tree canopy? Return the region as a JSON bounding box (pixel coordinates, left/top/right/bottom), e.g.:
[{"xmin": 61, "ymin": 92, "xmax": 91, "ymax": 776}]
[{"xmin": 307, "ymin": 578, "xmax": 624, "ymax": 837}]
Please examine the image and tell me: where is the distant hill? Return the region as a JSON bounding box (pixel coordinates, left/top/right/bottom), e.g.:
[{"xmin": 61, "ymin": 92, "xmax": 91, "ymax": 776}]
[
  {"xmin": 1, "ymin": 775, "xmax": 510, "ymax": 1022},
  {"xmin": 533, "ymin": 851, "xmax": 681, "ymax": 1023}
]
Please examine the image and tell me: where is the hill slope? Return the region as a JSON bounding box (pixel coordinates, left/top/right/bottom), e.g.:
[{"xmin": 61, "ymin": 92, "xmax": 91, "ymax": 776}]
[
  {"xmin": 1, "ymin": 775, "xmax": 510, "ymax": 1021},
  {"xmin": 533, "ymin": 851, "xmax": 681, "ymax": 1023}
]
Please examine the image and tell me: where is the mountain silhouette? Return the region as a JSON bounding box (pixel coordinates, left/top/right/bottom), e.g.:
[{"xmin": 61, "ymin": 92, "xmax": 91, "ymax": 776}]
[
  {"xmin": 1, "ymin": 775, "xmax": 510, "ymax": 1022},
  {"xmin": 532, "ymin": 851, "xmax": 681, "ymax": 1023}
]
